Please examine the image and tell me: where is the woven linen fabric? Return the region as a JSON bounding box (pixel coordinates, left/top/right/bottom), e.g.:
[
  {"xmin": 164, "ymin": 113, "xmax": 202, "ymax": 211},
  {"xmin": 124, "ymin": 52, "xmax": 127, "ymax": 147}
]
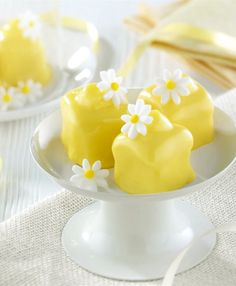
[{"xmin": 0, "ymin": 90, "xmax": 236, "ymax": 286}]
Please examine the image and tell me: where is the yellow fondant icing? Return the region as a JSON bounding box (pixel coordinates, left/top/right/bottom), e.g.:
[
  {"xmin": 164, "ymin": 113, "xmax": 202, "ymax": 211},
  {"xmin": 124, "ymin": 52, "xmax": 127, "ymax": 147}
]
[
  {"xmin": 139, "ymin": 81, "xmax": 214, "ymax": 149},
  {"xmin": 0, "ymin": 19, "xmax": 51, "ymax": 86},
  {"xmin": 112, "ymin": 110, "xmax": 195, "ymax": 194},
  {"xmin": 61, "ymin": 83, "xmax": 127, "ymax": 168}
]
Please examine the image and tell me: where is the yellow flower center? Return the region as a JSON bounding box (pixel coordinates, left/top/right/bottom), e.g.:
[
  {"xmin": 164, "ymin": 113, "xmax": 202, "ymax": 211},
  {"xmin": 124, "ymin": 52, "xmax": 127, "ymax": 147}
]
[
  {"xmin": 130, "ymin": 114, "xmax": 139, "ymax": 124},
  {"xmin": 2, "ymin": 94, "xmax": 12, "ymax": 103},
  {"xmin": 111, "ymin": 82, "xmax": 119, "ymax": 91},
  {"xmin": 29, "ymin": 21, "xmax": 35, "ymax": 28},
  {"xmin": 165, "ymin": 80, "xmax": 176, "ymax": 90},
  {"xmin": 21, "ymin": 85, "xmax": 30, "ymax": 94},
  {"xmin": 84, "ymin": 169, "xmax": 95, "ymax": 179}
]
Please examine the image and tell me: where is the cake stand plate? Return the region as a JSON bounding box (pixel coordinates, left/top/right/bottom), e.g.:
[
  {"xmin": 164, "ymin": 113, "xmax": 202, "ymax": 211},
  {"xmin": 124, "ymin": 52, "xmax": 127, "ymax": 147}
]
[{"xmin": 31, "ymin": 88, "xmax": 236, "ymax": 281}]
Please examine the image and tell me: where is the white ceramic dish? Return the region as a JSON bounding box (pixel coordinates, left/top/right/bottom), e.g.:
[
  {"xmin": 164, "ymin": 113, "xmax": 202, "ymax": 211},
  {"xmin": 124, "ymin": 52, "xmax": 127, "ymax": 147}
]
[
  {"xmin": 0, "ymin": 66, "xmax": 66, "ymax": 122},
  {"xmin": 31, "ymin": 88, "xmax": 236, "ymax": 281}
]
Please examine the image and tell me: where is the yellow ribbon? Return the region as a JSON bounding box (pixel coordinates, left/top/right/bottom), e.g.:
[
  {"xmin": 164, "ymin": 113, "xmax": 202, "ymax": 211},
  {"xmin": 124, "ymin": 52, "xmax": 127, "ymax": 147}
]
[
  {"xmin": 41, "ymin": 12, "xmax": 99, "ymax": 54},
  {"xmin": 60, "ymin": 16, "xmax": 99, "ymax": 53},
  {"xmin": 119, "ymin": 23, "xmax": 236, "ymax": 77},
  {"xmin": 162, "ymin": 220, "xmax": 236, "ymax": 286}
]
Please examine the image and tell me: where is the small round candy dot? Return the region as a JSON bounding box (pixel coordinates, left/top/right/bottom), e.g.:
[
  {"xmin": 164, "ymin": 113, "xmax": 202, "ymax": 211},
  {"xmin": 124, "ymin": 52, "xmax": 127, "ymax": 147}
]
[
  {"xmin": 165, "ymin": 80, "xmax": 176, "ymax": 90},
  {"xmin": 130, "ymin": 114, "xmax": 139, "ymax": 124},
  {"xmin": 2, "ymin": 94, "xmax": 12, "ymax": 103},
  {"xmin": 110, "ymin": 82, "xmax": 119, "ymax": 91},
  {"xmin": 21, "ymin": 85, "xmax": 30, "ymax": 94},
  {"xmin": 84, "ymin": 169, "xmax": 95, "ymax": 179}
]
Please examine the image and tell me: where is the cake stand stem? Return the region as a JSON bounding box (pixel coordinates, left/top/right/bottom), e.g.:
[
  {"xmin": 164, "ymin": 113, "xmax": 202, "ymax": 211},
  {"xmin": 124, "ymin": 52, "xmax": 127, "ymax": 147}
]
[
  {"xmin": 62, "ymin": 197, "xmax": 216, "ymax": 281},
  {"xmin": 98, "ymin": 199, "xmax": 185, "ymax": 238}
]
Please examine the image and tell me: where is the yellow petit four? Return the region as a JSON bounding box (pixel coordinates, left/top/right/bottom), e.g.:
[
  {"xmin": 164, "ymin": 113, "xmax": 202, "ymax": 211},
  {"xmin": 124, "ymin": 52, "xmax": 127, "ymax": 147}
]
[
  {"xmin": 0, "ymin": 13, "xmax": 51, "ymax": 86},
  {"xmin": 112, "ymin": 99, "xmax": 195, "ymax": 194},
  {"xmin": 61, "ymin": 77, "xmax": 127, "ymax": 168},
  {"xmin": 139, "ymin": 69, "xmax": 214, "ymax": 149}
]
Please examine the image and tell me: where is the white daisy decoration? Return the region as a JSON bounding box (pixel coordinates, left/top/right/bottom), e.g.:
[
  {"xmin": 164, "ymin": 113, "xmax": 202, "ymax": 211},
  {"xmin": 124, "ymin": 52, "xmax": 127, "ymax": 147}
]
[
  {"xmin": 97, "ymin": 69, "xmax": 127, "ymax": 106},
  {"xmin": 70, "ymin": 159, "xmax": 109, "ymax": 192},
  {"xmin": 18, "ymin": 11, "xmax": 41, "ymax": 40},
  {"xmin": 152, "ymin": 69, "xmax": 196, "ymax": 105},
  {"xmin": 17, "ymin": 80, "xmax": 43, "ymax": 103},
  {"xmin": 121, "ymin": 99, "xmax": 153, "ymax": 140},
  {"xmin": 0, "ymin": 87, "xmax": 24, "ymax": 111}
]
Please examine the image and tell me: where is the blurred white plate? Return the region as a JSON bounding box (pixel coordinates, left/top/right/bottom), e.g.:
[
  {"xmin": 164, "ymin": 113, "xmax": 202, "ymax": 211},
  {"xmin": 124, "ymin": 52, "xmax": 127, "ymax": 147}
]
[{"xmin": 0, "ymin": 27, "xmax": 97, "ymax": 122}]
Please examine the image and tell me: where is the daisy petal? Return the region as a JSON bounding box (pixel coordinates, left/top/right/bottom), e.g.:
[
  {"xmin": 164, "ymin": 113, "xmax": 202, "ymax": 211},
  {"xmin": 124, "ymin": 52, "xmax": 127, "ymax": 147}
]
[
  {"xmin": 103, "ymin": 90, "xmax": 114, "ymax": 101},
  {"xmin": 178, "ymin": 77, "xmax": 191, "ymax": 85},
  {"xmin": 119, "ymin": 86, "xmax": 127, "ymax": 94},
  {"xmin": 92, "ymin": 160, "xmax": 101, "ymax": 171},
  {"xmin": 72, "ymin": 165, "xmax": 84, "ymax": 175},
  {"xmin": 70, "ymin": 174, "xmax": 80, "ymax": 183},
  {"xmin": 96, "ymin": 178, "xmax": 108, "ymax": 189},
  {"xmin": 128, "ymin": 103, "xmax": 136, "ymax": 115},
  {"xmin": 140, "ymin": 115, "xmax": 153, "ymax": 124},
  {"xmin": 174, "ymin": 69, "xmax": 183, "ymax": 80},
  {"xmin": 155, "ymin": 78, "xmax": 166, "ymax": 86},
  {"xmin": 97, "ymin": 81, "xmax": 109, "ymax": 91},
  {"xmin": 116, "ymin": 89, "xmax": 127, "ymax": 102},
  {"xmin": 171, "ymin": 92, "xmax": 181, "ymax": 104},
  {"xmin": 100, "ymin": 71, "xmax": 109, "ymax": 82},
  {"xmin": 176, "ymin": 85, "xmax": 189, "ymax": 96},
  {"xmin": 135, "ymin": 99, "xmax": 144, "ymax": 114},
  {"xmin": 142, "ymin": 104, "xmax": 152, "ymax": 116},
  {"xmin": 112, "ymin": 94, "xmax": 121, "ymax": 106},
  {"xmin": 121, "ymin": 114, "xmax": 131, "ymax": 123},
  {"xmin": 70, "ymin": 174, "xmax": 85, "ymax": 184},
  {"xmin": 84, "ymin": 179, "xmax": 97, "ymax": 192},
  {"xmin": 82, "ymin": 159, "xmax": 90, "ymax": 170},
  {"xmin": 107, "ymin": 69, "xmax": 116, "ymax": 81},
  {"xmin": 136, "ymin": 123, "xmax": 147, "ymax": 136},
  {"xmin": 121, "ymin": 123, "xmax": 131, "ymax": 133},
  {"xmin": 161, "ymin": 92, "xmax": 170, "ymax": 104},
  {"xmin": 152, "ymin": 86, "xmax": 165, "ymax": 96},
  {"xmin": 96, "ymin": 169, "xmax": 109, "ymax": 178},
  {"xmin": 128, "ymin": 124, "xmax": 138, "ymax": 139}
]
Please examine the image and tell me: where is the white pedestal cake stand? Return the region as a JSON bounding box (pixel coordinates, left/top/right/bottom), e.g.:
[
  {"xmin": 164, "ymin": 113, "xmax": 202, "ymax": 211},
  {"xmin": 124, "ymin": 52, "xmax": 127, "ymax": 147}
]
[{"xmin": 31, "ymin": 89, "xmax": 236, "ymax": 281}]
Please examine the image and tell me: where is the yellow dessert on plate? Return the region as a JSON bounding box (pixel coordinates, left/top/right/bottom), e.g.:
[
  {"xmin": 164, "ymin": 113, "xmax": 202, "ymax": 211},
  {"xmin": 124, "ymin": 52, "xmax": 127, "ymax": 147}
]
[
  {"xmin": 139, "ymin": 69, "xmax": 214, "ymax": 149},
  {"xmin": 61, "ymin": 70, "xmax": 128, "ymax": 168},
  {"xmin": 112, "ymin": 99, "xmax": 195, "ymax": 194},
  {"xmin": 0, "ymin": 12, "xmax": 51, "ymax": 86}
]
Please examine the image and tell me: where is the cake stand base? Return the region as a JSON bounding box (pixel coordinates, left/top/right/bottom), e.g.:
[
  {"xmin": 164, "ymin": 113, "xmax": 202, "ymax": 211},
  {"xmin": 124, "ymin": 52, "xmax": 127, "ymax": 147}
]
[{"xmin": 62, "ymin": 199, "xmax": 216, "ymax": 281}]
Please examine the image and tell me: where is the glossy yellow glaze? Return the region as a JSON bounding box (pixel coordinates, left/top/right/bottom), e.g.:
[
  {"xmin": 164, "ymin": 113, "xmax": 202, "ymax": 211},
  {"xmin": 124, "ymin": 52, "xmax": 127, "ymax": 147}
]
[
  {"xmin": 139, "ymin": 82, "xmax": 214, "ymax": 149},
  {"xmin": 61, "ymin": 83, "xmax": 127, "ymax": 168},
  {"xmin": 112, "ymin": 110, "xmax": 195, "ymax": 194},
  {"xmin": 0, "ymin": 19, "xmax": 51, "ymax": 85}
]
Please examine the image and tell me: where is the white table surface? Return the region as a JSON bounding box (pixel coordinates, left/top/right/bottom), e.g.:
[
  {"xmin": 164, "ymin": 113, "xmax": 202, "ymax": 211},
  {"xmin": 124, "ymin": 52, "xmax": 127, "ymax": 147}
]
[{"xmin": 0, "ymin": 0, "xmax": 225, "ymax": 222}]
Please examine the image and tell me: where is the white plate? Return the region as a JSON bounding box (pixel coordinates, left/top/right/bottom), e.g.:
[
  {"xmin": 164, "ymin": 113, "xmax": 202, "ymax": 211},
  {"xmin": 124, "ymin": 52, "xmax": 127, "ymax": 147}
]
[{"xmin": 0, "ymin": 28, "xmax": 97, "ymax": 122}]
